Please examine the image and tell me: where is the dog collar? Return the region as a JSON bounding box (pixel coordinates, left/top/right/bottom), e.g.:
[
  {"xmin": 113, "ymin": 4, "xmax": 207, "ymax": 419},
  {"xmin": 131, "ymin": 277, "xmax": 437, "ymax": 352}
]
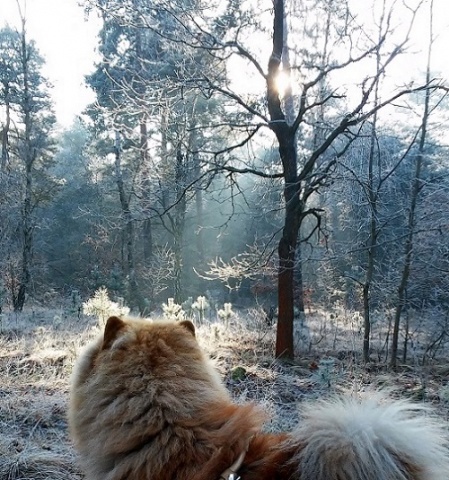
[{"xmin": 219, "ymin": 449, "xmax": 246, "ymax": 480}]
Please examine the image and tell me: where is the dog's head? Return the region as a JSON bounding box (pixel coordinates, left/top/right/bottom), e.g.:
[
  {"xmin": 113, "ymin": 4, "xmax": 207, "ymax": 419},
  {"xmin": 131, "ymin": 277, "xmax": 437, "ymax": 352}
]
[
  {"xmin": 101, "ymin": 316, "xmax": 200, "ymax": 369},
  {"xmin": 71, "ymin": 316, "xmax": 229, "ymax": 416}
]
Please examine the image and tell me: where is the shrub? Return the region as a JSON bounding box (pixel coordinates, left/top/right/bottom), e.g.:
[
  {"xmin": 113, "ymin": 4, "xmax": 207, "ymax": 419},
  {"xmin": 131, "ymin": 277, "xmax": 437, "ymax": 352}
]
[
  {"xmin": 82, "ymin": 287, "xmax": 130, "ymax": 325},
  {"xmin": 162, "ymin": 298, "xmax": 186, "ymax": 321}
]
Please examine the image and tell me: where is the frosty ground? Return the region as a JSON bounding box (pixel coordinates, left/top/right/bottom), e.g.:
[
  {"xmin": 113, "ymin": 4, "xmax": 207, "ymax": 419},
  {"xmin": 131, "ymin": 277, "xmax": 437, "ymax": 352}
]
[{"xmin": 1, "ymin": 306, "xmax": 449, "ymax": 479}]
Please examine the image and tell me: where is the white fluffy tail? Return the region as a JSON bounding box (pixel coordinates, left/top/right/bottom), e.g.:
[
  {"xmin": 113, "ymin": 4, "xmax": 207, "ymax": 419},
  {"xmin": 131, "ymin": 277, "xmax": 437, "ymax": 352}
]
[{"xmin": 290, "ymin": 392, "xmax": 449, "ymax": 480}]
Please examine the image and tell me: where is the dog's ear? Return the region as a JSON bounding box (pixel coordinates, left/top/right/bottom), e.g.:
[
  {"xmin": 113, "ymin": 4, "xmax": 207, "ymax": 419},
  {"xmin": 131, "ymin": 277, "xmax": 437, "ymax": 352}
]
[
  {"xmin": 103, "ymin": 316, "xmax": 126, "ymax": 349},
  {"xmin": 179, "ymin": 320, "xmax": 196, "ymax": 337}
]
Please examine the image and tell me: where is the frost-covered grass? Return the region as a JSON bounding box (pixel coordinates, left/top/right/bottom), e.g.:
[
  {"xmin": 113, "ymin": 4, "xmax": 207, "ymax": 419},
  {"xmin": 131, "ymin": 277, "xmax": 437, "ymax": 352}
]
[
  {"xmin": 0, "ymin": 305, "xmax": 448, "ymax": 479},
  {"xmin": 0, "ymin": 308, "xmax": 96, "ymax": 480}
]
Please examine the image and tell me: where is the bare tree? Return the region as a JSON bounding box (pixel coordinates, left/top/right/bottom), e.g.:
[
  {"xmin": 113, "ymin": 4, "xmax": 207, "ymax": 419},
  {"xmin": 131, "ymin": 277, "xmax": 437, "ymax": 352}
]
[
  {"xmin": 239, "ymin": 0, "xmax": 428, "ymax": 358},
  {"xmin": 390, "ymin": 0, "xmax": 442, "ymax": 369}
]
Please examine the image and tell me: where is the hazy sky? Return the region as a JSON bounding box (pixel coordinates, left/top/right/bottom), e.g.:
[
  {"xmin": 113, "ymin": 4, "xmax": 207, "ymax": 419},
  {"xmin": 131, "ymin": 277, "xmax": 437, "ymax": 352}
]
[
  {"xmin": 1, "ymin": 0, "xmax": 101, "ymax": 128},
  {"xmin": 1, "ymin": 0, "xmax": 448, "ymax": 129}
]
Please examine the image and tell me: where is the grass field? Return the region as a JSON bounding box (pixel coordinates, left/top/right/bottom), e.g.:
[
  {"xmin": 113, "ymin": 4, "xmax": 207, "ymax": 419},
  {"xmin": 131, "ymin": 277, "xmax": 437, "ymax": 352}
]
[{"xmin": 1, "ymin": 306, "xmax": 448, "ymax": 479}]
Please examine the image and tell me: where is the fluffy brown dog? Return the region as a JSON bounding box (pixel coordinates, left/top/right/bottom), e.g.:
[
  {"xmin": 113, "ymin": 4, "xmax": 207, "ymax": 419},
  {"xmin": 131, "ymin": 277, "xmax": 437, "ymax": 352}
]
[{"xmin": 69, "ymin": 317, "xmax": 449, "ymax": 480}]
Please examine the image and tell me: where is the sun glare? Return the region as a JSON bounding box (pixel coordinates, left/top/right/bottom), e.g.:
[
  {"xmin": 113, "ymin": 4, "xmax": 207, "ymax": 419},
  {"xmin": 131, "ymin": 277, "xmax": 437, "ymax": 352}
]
[{"xmin": 274, "ymin": 70, "xmax": 292, "ymax": 97}]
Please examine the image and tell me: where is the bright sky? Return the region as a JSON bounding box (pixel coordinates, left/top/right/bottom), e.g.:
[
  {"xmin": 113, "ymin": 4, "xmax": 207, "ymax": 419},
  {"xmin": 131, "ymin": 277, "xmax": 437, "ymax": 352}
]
[
  {"xmin": 1, "ymin": 0, "xmax": 448, "ymax": 130},
  {"xmin": 1, "ymin": 0, "xmax": 101, "ymax": 128}
]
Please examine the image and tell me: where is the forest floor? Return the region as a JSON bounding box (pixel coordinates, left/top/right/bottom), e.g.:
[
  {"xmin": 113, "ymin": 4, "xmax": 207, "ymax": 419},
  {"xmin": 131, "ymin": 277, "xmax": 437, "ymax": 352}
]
[{"xmin": 1, "ymin": 306, "xmax": 449, "ymax": 479}]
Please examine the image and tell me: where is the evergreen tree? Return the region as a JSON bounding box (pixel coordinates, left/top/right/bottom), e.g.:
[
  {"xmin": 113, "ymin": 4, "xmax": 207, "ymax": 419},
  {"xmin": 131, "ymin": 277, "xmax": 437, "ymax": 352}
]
[{"xmin": 0, "ymin": 21, "xmax": 57, "ymax": 311}]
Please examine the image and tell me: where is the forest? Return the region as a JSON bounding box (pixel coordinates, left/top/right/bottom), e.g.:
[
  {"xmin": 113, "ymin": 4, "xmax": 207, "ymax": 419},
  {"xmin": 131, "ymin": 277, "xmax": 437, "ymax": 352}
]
[
  {"xmin": 3, "ymin": 1, "xmax": 449, "ymax": 478},
  {"xmin": 1, "ymin": 0, "xmax": 449, "ymax": 365}
]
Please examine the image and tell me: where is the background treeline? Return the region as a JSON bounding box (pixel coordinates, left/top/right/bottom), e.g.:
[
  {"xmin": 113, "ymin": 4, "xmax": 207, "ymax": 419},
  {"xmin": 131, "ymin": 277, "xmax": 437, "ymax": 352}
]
[{"xmin": 1, "ymin": 0, "xmax": 449, "ymax": 362}]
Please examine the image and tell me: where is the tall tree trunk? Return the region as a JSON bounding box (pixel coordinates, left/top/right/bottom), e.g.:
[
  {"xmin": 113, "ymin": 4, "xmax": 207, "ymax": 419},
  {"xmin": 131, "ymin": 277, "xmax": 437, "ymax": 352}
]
[
  {"xmin": 362, "ymin": 1, "xmax": 385, "ymax": 363},
  {"xmin": 1, "ymin": 87, "xmax": 10, "ymax": 171},
  {"xmin": 294, "ymin": 242, "xmax": 304, "ymax": 315},
  {"xmin": 140, "ymin": 118, "xmax": 154, "ymax": 311},
  {"xmin": 390, "ymin": 127, "xmax": 428, "ymax": 367},
  {"xmin": 173, "ymin": 145, "xmax": 186, "ymax": 304},
  {"xmin": 140, "ymin": 120, "xmax": 153, "ymax": 263},
  {"xmin": 275, "ymin": 129, "xmax": 301, "ymax": 359},
  {"xmin": 114, "ymin": 131, "xmax": 145, "ymax": 313},
  {"xmin": 14, "ymin": 161, "xmax": 33, "ymax": 311},
  {"xmin": 362, "ymin": 117, "xmax": 379, "ymax": 363},
  {"xmin": 282, "ymin": 4, "xmax": 304, "ymax": 323},
  {"xmin": 135, "ymin": 23, "xmax": 154, "ymax": 271},
  {"xmin": 390, "ymin": 1, "xmax": 433, "ymax": 369},
  {"xmin": 193, "ymin": 151, "xmax": 204, "ymax": 265},
  {"xmin": 14, "ymin": 20, "xmax": 33, "ymax": 312},
  {"xmin": 268, "ymin": 0, "xmax": 300, "ymax": 359}
]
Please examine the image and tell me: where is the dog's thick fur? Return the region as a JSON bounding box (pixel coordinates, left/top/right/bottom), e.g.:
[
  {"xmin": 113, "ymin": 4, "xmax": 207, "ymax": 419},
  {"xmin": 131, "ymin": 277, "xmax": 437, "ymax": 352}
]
[{"xmin": 69, "ymin": 317, "xmax": 449, "ymax": 480}]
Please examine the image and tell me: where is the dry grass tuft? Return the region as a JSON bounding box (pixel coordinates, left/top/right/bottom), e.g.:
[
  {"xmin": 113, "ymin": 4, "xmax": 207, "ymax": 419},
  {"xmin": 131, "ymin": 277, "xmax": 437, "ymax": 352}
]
[{"xmin": 0, "ymin": 449, "xmax": 80, "ymax": 480}]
